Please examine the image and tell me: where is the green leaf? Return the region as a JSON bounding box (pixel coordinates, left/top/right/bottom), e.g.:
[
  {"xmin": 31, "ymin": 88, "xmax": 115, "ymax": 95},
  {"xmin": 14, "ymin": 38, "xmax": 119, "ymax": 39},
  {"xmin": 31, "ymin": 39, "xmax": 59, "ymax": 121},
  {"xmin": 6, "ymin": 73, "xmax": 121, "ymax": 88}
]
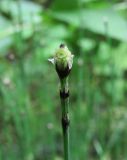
[
  {"xmin": 0, "ymin": 1, "xmax": 42, "ymax": 46},
  {"xmin": 82, "ymin": 9, "xmax": 127, "ymax": 42},
  {"xmin": 1, "ymin": 0, "xmax": 42, "ymax": 23},
  {"xmin": 113, "ymin": 43, "xmax": 127, "ymax": 72},
  {"xmin": 51, "ymin": 8, "xmax": 127, "ymax": 41},
  {"xmin": 0, "ymin": 38, "xmax": 12, "ymax": 50},
  {"xmin": 0, "ymin": 16, "xmax": 12, "ymax": 49}
]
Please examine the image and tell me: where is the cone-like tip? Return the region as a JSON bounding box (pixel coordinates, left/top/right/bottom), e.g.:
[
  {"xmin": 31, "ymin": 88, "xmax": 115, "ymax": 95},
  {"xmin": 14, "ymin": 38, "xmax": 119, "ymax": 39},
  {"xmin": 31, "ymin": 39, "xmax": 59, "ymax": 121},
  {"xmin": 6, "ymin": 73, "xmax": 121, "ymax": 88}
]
[
  {"xmin": 60, "ymin": 44, "xmax": 65, "ymax": 48},
  {"xmin": 53, "ymin": 44, "xmax": 74, "ymax": 79}
]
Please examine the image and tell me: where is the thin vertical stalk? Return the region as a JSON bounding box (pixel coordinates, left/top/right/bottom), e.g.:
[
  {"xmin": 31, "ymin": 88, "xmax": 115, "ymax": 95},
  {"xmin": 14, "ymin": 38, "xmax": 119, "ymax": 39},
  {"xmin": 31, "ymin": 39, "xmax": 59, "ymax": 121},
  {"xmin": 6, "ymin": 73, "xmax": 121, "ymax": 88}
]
[
  {"xmin": 60, "ymin": 78, "xmax": 70, "ymax": 160},
  {"xmin": 11, "ymin": 1, "xmax": 34, "ymax": 159},
  {"xmin": 104, "ymin": 17, "xmax": 115, "ymax": 106},
  {"xmin": 0, "ymin": 145, "xmax": 2, "ymax": 160},
  {"xmin": 77, "ymin": 0, "xmax": 84, "ymax": 105},
  {"xmin": 99, "ymin": 17, "xmax": 112, "ymax": 156},
  {"xmin": 50, "ymin": 44, "xmax": 73, "ymax": 160}
]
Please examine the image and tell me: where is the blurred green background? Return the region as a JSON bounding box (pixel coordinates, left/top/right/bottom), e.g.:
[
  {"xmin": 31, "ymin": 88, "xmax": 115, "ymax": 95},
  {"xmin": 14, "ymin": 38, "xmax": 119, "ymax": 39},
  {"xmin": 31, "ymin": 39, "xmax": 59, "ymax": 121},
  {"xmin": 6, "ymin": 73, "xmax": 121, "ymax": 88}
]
[{"xmin": 0, "ymin": 0, "xmax": 127, "ymax": 160}]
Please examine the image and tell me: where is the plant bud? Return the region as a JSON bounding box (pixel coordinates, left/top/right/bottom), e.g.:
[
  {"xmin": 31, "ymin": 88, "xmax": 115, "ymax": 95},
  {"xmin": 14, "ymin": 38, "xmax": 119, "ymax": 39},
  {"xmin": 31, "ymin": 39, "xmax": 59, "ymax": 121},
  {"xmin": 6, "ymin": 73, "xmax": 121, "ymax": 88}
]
[{"xmin": 54, "ymin": 44, "xmax": 74, "ymax": 79}]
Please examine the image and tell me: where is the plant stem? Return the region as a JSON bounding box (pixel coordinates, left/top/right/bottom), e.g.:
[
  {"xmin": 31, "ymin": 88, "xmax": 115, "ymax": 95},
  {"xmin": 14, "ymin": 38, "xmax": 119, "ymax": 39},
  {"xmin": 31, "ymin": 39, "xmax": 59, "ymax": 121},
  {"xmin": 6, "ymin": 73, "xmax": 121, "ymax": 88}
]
[{"xmin": 60, "ymin": 78, "xmax": 70, "ymax": 160}]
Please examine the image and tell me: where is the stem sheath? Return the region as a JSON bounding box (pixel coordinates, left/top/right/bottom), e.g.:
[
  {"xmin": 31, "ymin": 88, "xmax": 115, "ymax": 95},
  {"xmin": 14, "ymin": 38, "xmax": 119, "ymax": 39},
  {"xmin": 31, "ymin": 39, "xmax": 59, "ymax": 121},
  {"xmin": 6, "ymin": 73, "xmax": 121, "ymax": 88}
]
[{"xmin": 60, "ymin": 78, "xmax": 70, "ymax": 160}]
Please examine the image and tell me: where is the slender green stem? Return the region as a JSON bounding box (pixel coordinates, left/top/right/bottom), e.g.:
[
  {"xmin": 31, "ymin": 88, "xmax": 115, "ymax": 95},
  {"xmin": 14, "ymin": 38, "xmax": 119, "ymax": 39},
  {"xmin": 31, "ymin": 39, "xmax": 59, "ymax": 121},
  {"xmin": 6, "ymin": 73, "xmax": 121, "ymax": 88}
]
[
  {"xmin": 60, "ymin": 78, "xmax": 70, "ymax": 160},
  {"xmin": 54, "ymin": 44, "xmax": 73, "ymax": 159}
]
